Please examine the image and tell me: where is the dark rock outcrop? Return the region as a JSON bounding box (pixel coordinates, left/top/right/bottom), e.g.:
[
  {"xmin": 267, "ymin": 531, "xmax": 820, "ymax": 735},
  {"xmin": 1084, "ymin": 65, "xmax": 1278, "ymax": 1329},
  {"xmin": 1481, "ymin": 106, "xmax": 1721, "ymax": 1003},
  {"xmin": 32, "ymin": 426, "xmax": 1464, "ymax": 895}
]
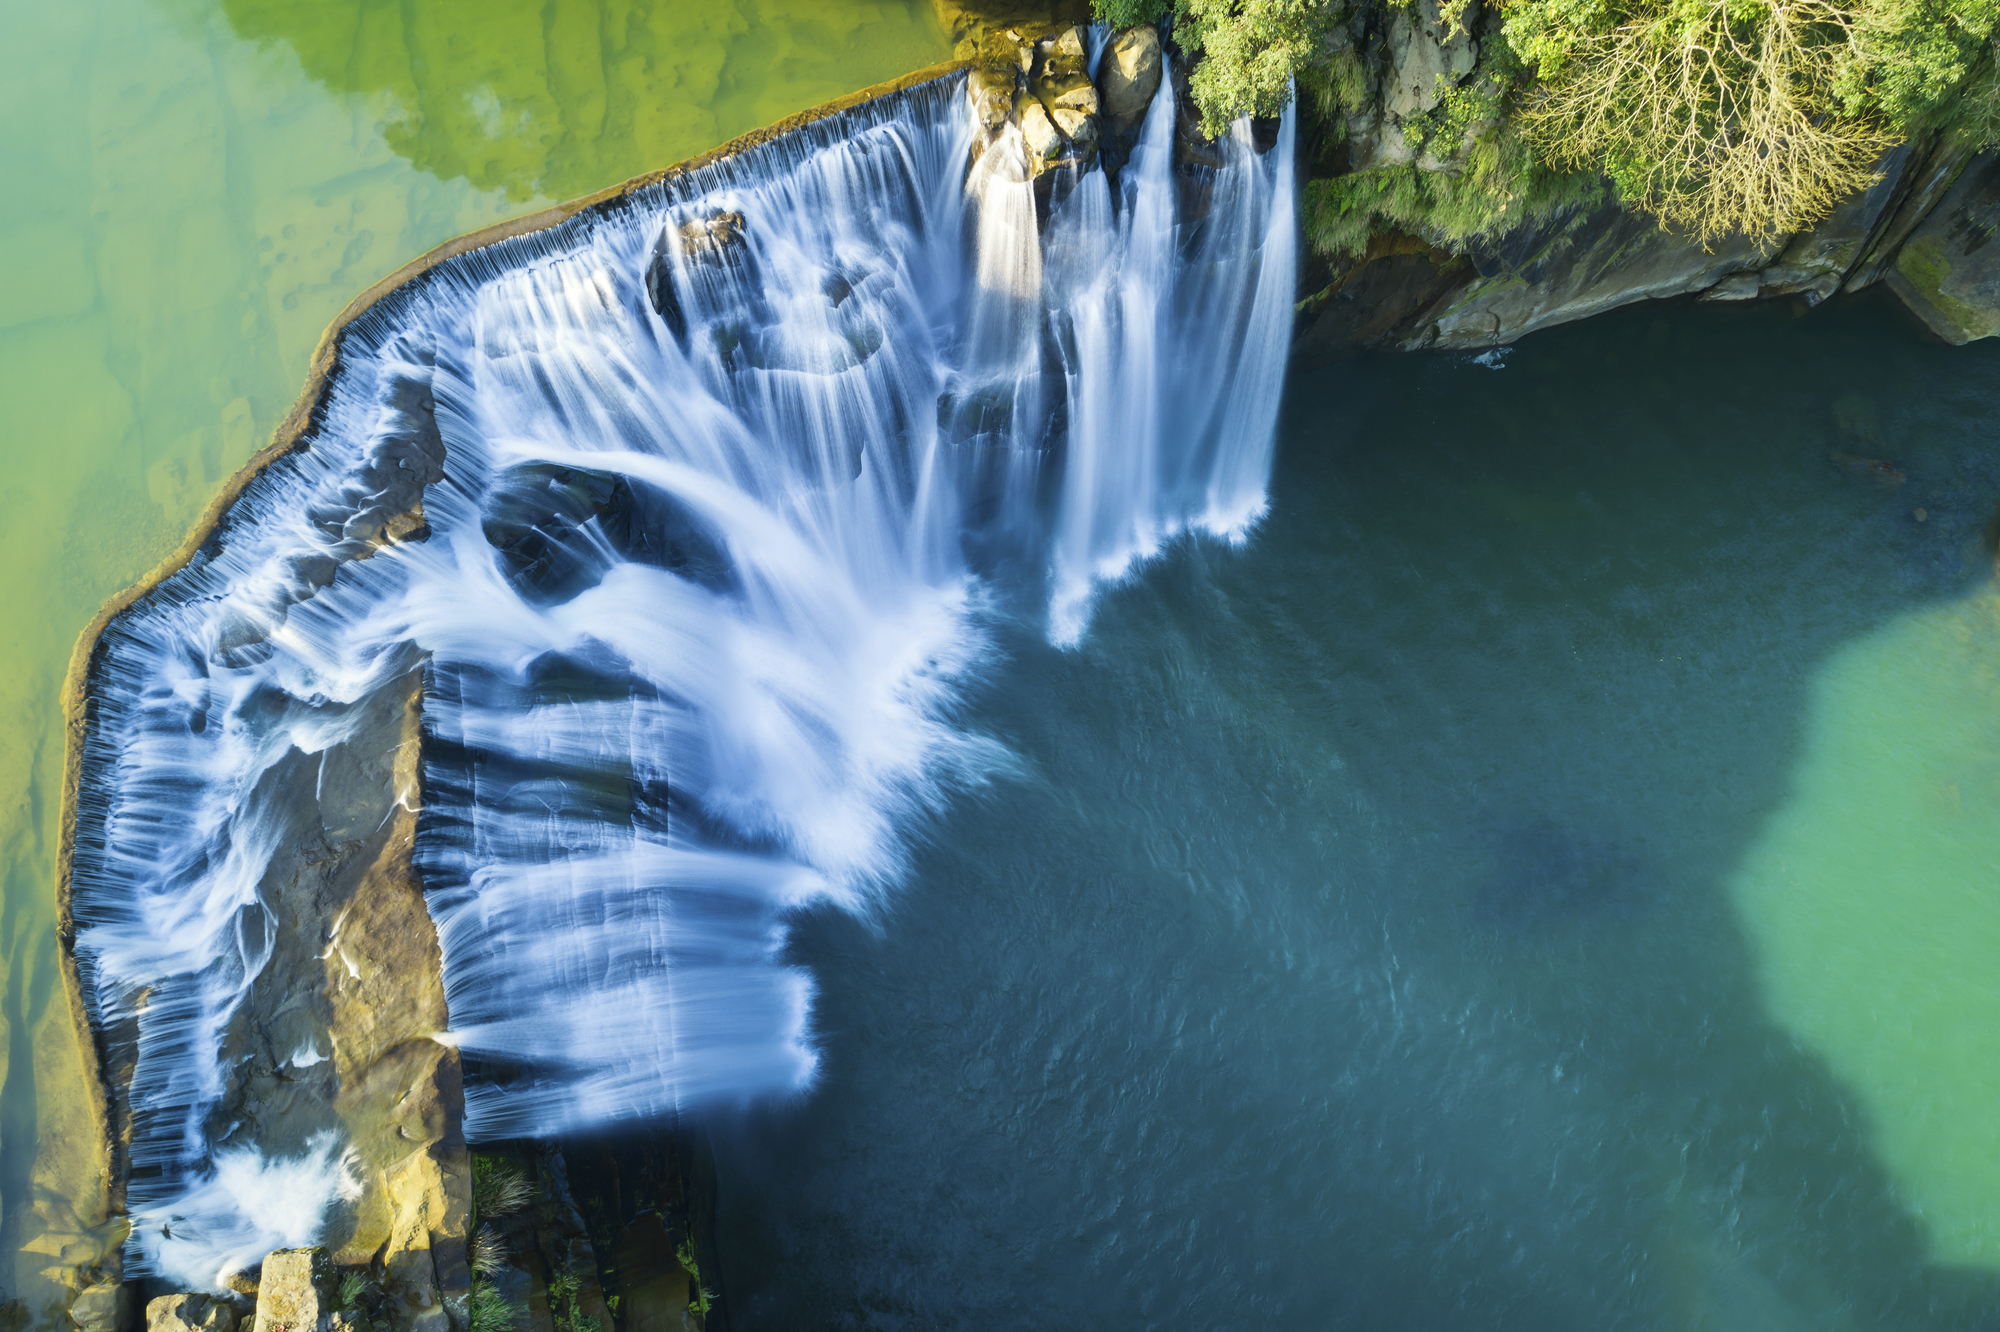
[
  {"xmin": 1884, "ymin": 152, "xmax": 2000, "ymax": 343},
  {"xmin": 1404, "ymin": 203, "xmax": 1779, "ymax": 349}
]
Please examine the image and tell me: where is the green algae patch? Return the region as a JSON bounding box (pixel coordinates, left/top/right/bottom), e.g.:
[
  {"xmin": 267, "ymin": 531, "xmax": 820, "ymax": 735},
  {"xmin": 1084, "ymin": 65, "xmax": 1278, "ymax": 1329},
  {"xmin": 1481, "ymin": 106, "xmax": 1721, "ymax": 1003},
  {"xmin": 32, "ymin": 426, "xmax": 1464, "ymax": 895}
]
[
  {"xmin": 216, "ymin": 0, "xmax": 953, "ymax": 202},
  {"xmin": 1732, "ymin": 590, "xmax": 2000, "ymax": 1266},
  {"xmin": 1894, "ymin": 237, "xmax": 1995, "ymax": 342}
]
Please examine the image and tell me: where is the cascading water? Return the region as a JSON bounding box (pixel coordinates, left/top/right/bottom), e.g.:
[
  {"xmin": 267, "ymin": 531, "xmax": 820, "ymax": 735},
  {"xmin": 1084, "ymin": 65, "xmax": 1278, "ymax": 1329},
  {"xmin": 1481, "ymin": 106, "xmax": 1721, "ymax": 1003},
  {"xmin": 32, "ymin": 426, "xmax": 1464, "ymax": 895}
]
[{"xmin": 67, "ymin": 63, "xmax": 1295, "ymax": 1288}]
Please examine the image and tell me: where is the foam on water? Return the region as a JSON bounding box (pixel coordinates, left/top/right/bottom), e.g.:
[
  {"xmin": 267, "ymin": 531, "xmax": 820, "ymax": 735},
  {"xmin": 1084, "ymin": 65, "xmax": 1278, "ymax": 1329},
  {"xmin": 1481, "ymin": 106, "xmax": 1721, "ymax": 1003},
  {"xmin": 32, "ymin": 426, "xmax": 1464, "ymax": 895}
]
[{"xmin": 68, "ymin": 66, "xmax": 1295, "ymax": 1287}]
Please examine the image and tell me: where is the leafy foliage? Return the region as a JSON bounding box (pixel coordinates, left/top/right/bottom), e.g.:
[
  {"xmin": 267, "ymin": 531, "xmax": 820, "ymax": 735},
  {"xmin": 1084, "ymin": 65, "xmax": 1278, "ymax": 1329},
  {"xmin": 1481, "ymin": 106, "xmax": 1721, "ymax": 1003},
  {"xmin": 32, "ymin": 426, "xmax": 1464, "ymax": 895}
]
[
  {"xmin": 1306, "ymin": 129, "xmax": 1602, "ymax": 255},
  {"xmin": 1179, "ymin": 0, "xmax": 1338, "ymax": 135},
  {"xmin": 1092, "ymin": 0, "xmax": 2000, "ymax": 246},
  {"xmin": 467, "ymin": 1278, "xmax": 521, "ymax": 1332},
  {"xmin": 1509, "ymin": 0, "xmax": 1900, "ymax": 239},
  {"xmin": 1094, "ymin": 0, "xmax": 1174, "ymax": 27},
  {"xmin": 470, "ymin": 1226, "xmax": 509, "ymax": 1279},
  {"xmin": 472, "ymin": 1158, "xmax": 533, "ymax": 1222},
  {"xmin": 545, "ymin": 1270, "xmax": 601, "ymax": 1332},
  {"xmin": 675, "ymin": 1240, "xmax": 717, "ymax": 1318}
]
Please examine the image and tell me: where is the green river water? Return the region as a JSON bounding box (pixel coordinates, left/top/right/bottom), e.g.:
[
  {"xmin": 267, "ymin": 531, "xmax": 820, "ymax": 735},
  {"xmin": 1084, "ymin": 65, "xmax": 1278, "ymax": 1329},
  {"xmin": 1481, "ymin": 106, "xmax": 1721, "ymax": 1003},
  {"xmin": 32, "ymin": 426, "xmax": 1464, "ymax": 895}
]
[{"xmin": 0, "ymin": 0, "xmax": 949, "ymax": 1314}]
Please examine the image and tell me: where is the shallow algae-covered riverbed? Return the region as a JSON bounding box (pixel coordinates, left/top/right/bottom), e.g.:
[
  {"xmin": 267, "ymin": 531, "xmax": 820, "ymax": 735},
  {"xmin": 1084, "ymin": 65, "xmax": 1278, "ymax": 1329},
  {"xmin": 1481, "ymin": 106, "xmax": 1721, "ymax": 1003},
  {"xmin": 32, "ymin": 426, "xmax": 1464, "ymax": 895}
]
[{"xmin": 0, "ymin": 0, "xmax": 949, "ymax": 1314}]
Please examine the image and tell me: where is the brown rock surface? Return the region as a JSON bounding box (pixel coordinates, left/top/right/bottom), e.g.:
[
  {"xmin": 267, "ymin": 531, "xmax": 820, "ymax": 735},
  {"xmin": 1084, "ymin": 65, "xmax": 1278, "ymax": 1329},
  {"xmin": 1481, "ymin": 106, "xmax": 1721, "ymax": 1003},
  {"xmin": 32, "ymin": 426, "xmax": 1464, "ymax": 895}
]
[
  {"xmin": 1099, "ymin": 26, "xmax": 1162, "ymax": 134},
  {"xmin": 251, "ymin": 1249, "xmax": 331, "ymax": 1332},
  {"xmin": 146, "ymin": 1294, "xmax": 237, "ymax": 1332}
]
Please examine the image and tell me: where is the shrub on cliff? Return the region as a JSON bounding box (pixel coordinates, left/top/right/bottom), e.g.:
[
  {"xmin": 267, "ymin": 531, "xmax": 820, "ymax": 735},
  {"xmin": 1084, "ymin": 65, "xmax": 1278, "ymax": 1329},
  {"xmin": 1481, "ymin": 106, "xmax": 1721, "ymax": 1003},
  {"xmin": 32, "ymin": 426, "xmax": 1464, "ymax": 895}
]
[
  {"xmin": 1094, "ymin": 0, "xmax": 2000, "ymax": 244},
  {"xmin": 1507, "ymin": 0, "xmax": 1994, "ymax": 240}
]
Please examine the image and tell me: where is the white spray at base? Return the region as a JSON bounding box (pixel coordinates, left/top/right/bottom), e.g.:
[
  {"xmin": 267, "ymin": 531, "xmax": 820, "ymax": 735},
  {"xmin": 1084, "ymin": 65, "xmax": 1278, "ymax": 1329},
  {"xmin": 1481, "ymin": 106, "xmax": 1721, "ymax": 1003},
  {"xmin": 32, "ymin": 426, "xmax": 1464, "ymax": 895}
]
[{"xmin": 67, "ymin": 68, "xmax": 1295, "ymax": 1288}]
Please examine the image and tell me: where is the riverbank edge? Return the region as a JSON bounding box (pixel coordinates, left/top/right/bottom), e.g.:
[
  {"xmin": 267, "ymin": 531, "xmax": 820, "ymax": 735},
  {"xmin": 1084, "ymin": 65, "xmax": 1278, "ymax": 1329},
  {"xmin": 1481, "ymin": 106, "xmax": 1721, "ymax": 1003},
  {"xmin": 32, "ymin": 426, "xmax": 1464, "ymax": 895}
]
[{"xmin": 48, "ymin": 57, "xmax": 971, "ymax": 1328}]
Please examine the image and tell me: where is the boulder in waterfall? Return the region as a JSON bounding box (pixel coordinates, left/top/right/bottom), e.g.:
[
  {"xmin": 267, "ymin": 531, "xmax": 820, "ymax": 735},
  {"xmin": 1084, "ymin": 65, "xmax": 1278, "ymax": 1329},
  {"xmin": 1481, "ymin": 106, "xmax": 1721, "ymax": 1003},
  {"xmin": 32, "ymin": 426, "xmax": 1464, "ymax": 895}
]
[
  {"xmin": 1099, "ymin": 27, "xmax": 1161, "ymax": 133},
  {"xmin": 967, "ymin": 61, "xmax": 1016, "ymax": 133},
  {"xmin": 147, "ymin": 1294, "xmax": 237, "ymax": 1332},
  {"xmin": 1884, "ymin": 152, "xmax": 2000, "ymax": 344},
  {"xmin": 1018, "ymin": 99, "xmax": 1066, "ymax": 172},
  {"xmin": 252, "ymin": 1249, "xmax": 332, "ymax": 1332},
  {"xmin": 645, "ymin": 211, "xmax": 750, "ymax": 346},
  {"xmin": 1051, "ymin": 106, "xmax": 1098, "ymax": 152},
  {"xmin": 677, "ymin": 211, "xmax": 747, "ymax": 266},
  {"xmin": 1039, "ymin": 24, "xmax": 1087, "ymax": 78},
  {"xmin": 69, "ymin": 1281, "xmax": 133, "ymax": 1332},
  {"xmin": 1040, "ymin": 70, "xmax": 1097, "ymax": 117},
  {"xmin": 1406, "ymin": 203, "xmax": 1780, "ymax": 351}
]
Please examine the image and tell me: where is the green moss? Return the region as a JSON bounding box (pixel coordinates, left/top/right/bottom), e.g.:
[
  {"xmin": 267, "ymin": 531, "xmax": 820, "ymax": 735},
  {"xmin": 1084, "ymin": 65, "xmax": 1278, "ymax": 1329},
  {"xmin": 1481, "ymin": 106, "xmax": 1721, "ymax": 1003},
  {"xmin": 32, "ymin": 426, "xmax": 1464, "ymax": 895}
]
[
  {"xmin": 1894, "ymin": 235, "xmax": 1992, "ymax": 335},
  {"xmin": 1306, "ymin": 124, "xmax": 1603, "ymax": 258}
]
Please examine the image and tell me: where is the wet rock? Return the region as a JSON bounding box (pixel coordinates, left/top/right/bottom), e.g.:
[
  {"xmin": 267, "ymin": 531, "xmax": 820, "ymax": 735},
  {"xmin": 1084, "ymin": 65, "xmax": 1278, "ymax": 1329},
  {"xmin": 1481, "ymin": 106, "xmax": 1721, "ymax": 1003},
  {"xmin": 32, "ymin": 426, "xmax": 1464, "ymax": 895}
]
[
  {"xmin": 1039, "ymin": 23, "xmax": 1087, "ymax": 76},
  {"xmin": 1883, "ymin": 152, "xmax": 2000, "ymax": 344},
  {"xmin": 675, "ymin": 212, "xmax": 746, "ymax": 266},
  {"xmin": 1018, "ymin": 98, "xmax": 1066, "ymax": 171},
  {"xmin": 383, "ymin": 1148, "xmax": 465, "ymax": 1332},
  {"xmin": 1171, "ymin": 59, "xmax": 1225, "ymax": 170},
  {"xmin": 645, "ymin": 212, "xmax": 750, "ymax": 346},
  {"xmin": 146, "ymin": 1294, "xmax": 236, "ymax": 1332},
  {"xmin": 611, "ymin": 1214, "xmax": 689, "ymax": 1332},
  {"xmin": 1040, "ymin": 70, "xmax": 1097, "ymax": 117},
  {"xmin": 1840, "ymin": 131, "xmax": 1978, "ymax": 293},
  {"xmin": 1051, "ymin": 106, "xmax": 1097, "ymax": 152},
  {"xmin": 1098, "ymin": 26, "xmax": 1161, "ymax": 134},
  {"xmin": 967, "ymin": 62, "xmax": 1016, "ymax": 133},
  {"xmin": 1698, "ymin": 272, "xmax": 1762, "ymax": 301},
  {"xmin": 1760, "ymin": 143, "xmax": 1914, "ymax": 301},
  {"xmin": 252, "ymin": 1249, "xmax": 332, "ymax": 1332},
  {"xmin": 70, "ymin": 1282, "xmax": 132, "ymax": 1332},
  {"xmin": 1294, "ymin": 233, "xmax": 1474, "ymax": 360},
  {"xmin": 1407, "ymin": 203, "xmax": 1779, "ymax": 350}
]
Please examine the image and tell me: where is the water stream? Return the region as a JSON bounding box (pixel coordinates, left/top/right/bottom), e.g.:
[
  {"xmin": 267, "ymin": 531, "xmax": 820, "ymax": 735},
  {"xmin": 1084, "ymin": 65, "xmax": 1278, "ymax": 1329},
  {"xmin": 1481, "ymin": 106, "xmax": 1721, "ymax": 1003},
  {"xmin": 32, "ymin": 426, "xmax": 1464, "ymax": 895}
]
[{"xmin": 67, "ymin": 70, "xmax": 1297, "ymax": 1287}]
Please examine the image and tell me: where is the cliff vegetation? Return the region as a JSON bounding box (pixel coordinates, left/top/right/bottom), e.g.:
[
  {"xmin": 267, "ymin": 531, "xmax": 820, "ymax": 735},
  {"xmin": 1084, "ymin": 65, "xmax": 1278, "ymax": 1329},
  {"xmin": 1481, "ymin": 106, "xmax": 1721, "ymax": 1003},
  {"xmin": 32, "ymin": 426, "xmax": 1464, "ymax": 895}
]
[{"xmin": 1095, "ymin": 0, "xmax": 2000, "ymax": 248}]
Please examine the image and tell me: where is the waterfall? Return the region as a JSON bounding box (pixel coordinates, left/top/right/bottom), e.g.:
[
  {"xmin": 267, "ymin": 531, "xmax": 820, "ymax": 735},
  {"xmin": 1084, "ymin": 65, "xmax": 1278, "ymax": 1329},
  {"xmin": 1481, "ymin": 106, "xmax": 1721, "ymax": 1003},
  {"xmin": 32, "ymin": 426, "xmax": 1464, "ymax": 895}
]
[{"xmin": 67, "ymin": 66, "xmax": 1295, "ymax": 1288}]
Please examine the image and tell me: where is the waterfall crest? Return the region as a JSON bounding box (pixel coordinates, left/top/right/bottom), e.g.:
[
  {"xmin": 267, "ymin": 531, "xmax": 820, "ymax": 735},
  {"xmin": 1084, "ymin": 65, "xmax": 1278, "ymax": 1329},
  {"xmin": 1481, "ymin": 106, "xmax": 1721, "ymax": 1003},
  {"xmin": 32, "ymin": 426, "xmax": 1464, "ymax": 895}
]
[{"xmin": 67, "ymin": 67, "xmax": 1295, "ymax": 1286}]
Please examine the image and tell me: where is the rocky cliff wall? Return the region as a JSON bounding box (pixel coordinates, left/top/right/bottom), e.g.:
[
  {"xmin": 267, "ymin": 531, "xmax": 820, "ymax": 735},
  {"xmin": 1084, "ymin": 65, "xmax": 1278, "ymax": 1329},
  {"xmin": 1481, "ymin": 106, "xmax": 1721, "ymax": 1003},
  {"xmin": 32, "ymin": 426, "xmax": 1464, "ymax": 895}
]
[{"xmin": 1288, "ymin": 0, "xmax": 2000, "ymax": 358}]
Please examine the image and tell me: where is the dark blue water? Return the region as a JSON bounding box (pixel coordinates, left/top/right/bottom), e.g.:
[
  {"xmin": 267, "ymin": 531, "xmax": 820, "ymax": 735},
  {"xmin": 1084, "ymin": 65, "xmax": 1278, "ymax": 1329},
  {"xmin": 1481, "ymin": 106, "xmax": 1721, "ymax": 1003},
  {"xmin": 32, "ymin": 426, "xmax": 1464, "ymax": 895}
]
[{"xmin": 708, "ymin": 293, "xmax": 2000, "ymax": 1330}]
